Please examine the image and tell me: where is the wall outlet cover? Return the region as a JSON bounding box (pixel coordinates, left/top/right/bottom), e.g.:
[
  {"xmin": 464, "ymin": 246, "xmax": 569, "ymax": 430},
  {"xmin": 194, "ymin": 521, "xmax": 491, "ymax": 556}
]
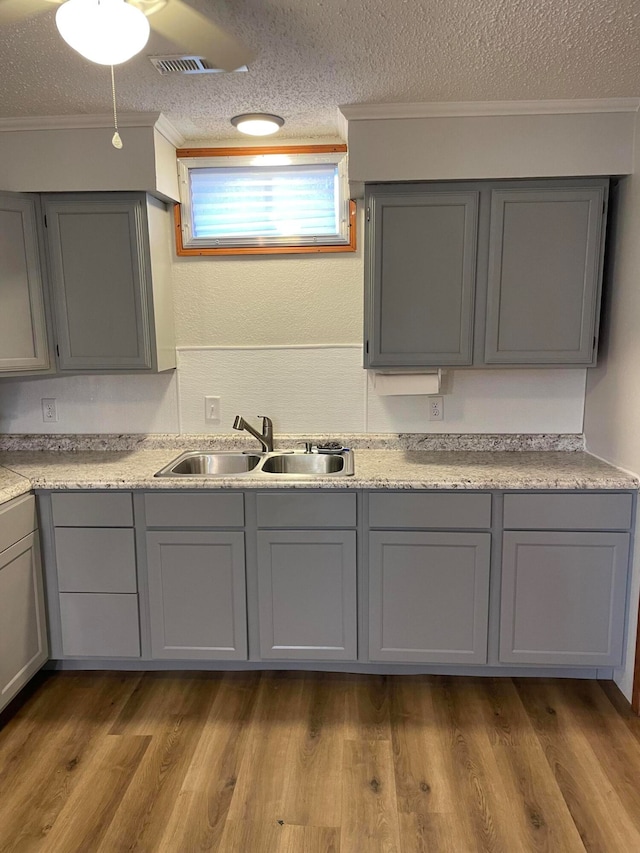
[{"xmin": 204, "ymin": 395, "xmax": 221, "ymax": 423}]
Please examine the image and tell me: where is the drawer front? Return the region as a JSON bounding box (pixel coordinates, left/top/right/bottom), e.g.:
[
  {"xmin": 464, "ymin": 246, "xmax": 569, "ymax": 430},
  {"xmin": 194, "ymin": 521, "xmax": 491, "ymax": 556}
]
[
  {"xmin": 59, "ymin": 593, "xmax": 140, "ymax": 658},
  {"xmin": 369, "ymin": 492, "xmax": 491, "ymax": 529},
  {"xmin": 503, "ymin": 493, "xmax": 634, "ymax": 531},
  {"xmin": 55, "ymin": 528, "xmax": 137, "ymax": 593},
  {"xmin": 256, "ymin": 492, "xmax": 357, "ymax": 528},
  {"xmin": 0, "ymin": 494, "xmax": 36, "ymax": 554},
  {"xmin": 52, "ymin": 492, "xmax": 133, "ymax": 527},
  {"xmin": 145, "ymin": 492, "xmax": 245, "ymax": 528}
]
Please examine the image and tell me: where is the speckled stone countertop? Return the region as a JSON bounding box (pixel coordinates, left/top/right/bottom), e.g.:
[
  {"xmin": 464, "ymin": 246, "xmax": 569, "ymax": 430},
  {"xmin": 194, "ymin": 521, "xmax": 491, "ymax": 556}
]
[
  {"xmin": 0, "ymin": 466, "xmax": 32, "ymax": 506},
  {"xmin": 0, "ymin": 448, "xmax": 636, "ymax": 495}
]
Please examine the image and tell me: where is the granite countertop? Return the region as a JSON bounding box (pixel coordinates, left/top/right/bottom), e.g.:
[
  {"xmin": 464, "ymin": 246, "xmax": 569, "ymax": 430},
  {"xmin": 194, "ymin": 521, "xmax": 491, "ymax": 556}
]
[
  {"xmin": 0, "ymin": 466, "xmax": 32, "ymax": 506},
  {"xmin": 0, "ymin": 447, "xmax": 636, "ymax": 496}
]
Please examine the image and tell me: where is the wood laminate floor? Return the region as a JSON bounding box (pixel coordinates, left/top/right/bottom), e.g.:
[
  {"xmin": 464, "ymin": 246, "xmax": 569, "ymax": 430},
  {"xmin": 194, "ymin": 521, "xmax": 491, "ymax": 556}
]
[{"xmin": 1, "ymin": 673, "xmax": 639, "ymax": 853}]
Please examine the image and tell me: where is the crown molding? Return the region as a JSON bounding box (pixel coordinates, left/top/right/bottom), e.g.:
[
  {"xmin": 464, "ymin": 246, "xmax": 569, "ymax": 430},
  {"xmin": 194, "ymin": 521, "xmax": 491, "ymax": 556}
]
[
  {"xmin": 152, "ymin": 114, "xmax": 185, "ymax": 147},
  {"xmin": 0, "ymin": 111, "xmax": 184, "ymax": 146},
  {"xmin": 339, "ymin": 98, "xmax": 640, "ymax": 121}
]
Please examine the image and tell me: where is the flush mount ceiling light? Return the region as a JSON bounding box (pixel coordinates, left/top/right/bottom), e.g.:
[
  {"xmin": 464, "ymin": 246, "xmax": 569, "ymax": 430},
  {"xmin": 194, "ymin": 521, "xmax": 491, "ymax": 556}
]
[
  {"xmin": 56, "ymin": 0, "xmax": 151, "ymax": 66},
  {"xmin": 231, "ymin": 113, "xmax": 285, "ymax": 136}
]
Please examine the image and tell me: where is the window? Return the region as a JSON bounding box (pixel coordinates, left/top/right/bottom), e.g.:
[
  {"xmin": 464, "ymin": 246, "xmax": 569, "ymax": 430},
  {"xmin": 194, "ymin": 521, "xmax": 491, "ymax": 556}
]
[{"xmin": 175, "ymin": 145, "xmax": 356, "ymax": 255}]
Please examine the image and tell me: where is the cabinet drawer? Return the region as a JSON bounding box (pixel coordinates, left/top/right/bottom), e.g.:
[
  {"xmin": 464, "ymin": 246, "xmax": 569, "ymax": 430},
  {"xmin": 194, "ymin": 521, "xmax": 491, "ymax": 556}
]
[
  {"xmin": 0, "ymin": 494, "xmax": 36, "ymax": 554},
  {"xmin": 52, "ymin": 492, "xmax": 133, "ymax": 527},
  {"xmin": 503, "ymin": 493, "xmax": 633, "ymax": 531},
  {"xmin": 145, "ymin": 492, "xmax": 244, "ymax": 528},
  {"xmin": 55, "ymin": 528, "xmax": 137, "ymax": 593},
  {"xmin": 256, "ymin": 492, "xmax": 356, "ymax": 528},
  {"xmin": 59, "ymin": 593, "xmax": 140, "ymax": 658},
  {"xmin": 369, "ymin": 492, "xmax": 491, "ymax": 529}
]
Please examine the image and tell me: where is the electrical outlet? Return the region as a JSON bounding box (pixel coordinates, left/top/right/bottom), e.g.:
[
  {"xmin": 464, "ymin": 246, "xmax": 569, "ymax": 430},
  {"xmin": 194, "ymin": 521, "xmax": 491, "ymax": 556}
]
[
  {"xmin": 204, "ymin": 395, "xmax": 221, "ymax": 424},
  {"xmin": 41, "ymin": 398, "xmax": 58, "ymax": 423},
  {"xmin": 428, "ymin": 396, "xmax": 444, "ymax": 422}
]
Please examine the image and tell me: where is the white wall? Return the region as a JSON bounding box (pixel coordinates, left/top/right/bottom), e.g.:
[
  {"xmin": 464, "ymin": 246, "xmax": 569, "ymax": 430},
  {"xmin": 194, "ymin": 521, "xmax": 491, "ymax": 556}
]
[{"xmin": 584, "ymin": 111, "xmax": 640, "ymax": 702}]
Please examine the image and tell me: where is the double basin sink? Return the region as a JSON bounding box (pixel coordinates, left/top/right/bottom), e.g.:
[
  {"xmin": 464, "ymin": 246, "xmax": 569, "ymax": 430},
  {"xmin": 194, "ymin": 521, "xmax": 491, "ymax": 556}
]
[{"xmin": 155, "ymin": 449, "xmax": 355, "ymax": 479}]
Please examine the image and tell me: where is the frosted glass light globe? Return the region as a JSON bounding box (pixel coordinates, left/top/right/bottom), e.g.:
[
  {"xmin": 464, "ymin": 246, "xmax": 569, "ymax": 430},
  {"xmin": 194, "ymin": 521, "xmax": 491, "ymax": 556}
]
[{"xmin": 56, "ymin": 0, "xmax": 151, "ymax": 66}]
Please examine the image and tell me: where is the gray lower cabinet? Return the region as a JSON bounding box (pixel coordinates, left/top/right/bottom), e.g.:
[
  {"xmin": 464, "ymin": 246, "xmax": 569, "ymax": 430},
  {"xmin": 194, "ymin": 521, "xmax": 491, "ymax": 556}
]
[
  {"xmin": 42, "ymin": 193, "xmax": 175, "ymax": 373},
  {"xmin": 51, "ymin": 493, "xmax": 140, "ymax": 659},
  {"xmin": 369, "ymin": 531, "xmax": 491, "ymax": 663},
  {"xmin": 146, "ymin": 530, "xmax": 247, "ymax": 660},
  {"xmin": 256, "ymin": 530, "xmax": 357, "ymax": 660},
  {"xmin": 500, "ymin": 530, "xmax": 630, "ymax": 666},
  {"xmin": 0, "ymin": 530, "xmax": 48, "ymax": 711},
  {"xmin": 0, "ymin": 192, "xmax": 52, "ymax": 376},
  {"xmin": 0, "ymin": 494, "xmax": 48, "ymax": 710}
]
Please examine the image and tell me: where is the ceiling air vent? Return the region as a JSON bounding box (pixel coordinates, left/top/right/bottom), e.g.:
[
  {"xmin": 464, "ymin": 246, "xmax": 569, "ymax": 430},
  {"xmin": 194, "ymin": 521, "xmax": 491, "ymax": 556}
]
[{"xmin": 149, "ymin": 55, "xmax": 248, "ymax": 75}]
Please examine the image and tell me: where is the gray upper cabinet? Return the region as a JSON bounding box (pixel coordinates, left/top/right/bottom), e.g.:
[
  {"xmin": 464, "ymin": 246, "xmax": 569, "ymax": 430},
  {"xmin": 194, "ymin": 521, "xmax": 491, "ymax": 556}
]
[
  {"xmin": 365, "ymin": 178, "xmax": 609, "ymax": 369},
  {"xmin": 485, "ymin": 184, "xmax": 607, "ymax": 365},
  {"xmin": 0, "ymin": 193, "xmax": 52, "ymax": 376},
  {"xmin": 365, "ymin": 185, "xmax": 479, "ymax": 367},
  {"xmin": 42, "ymin": 192, "xmax": 175, "ymax": 373}
]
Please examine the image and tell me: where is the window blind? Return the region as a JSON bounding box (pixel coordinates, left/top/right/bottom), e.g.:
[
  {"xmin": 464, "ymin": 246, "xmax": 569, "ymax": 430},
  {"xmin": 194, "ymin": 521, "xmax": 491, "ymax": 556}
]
[{"xmin": 190, "ymin": 163, "xmax": 340, "ymax": 240}]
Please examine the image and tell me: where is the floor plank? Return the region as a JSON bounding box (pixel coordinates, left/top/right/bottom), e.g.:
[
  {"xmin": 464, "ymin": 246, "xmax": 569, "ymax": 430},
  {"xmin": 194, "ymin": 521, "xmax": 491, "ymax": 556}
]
[
  {"xmin": 2, "ymin": 673, "xmax": 640, "ymax": 853},
  {"xmin": 278, "ymin": 672, "xmax": 348, "ymax": 827},
  {"xmin": 225, "ymin": 672, "xmax": 306, "ymax": 825},
  {"xmin": 96, "ymin": 674, "xmax": 221, "ymax": 852},
  {"xmin": 474, "ymin": 679, "xmax": 586, "ymax": 852},
  {"xmin": 217, "ymin": 820, "xmax": 340, "ymax": 853},
  {"xmin": 159, "ymin": 672, "xmax": 260, "ymax": 853},
  {"xmin": 515, "ymin": 678, "xmax": 640, "ymax": 852},
  {"xmin": 341, "ymin": 739, "xmax": 401, "ymax": 853},
  {"xmin": 344, "ymin": 674, "xmax": 390, "ymax": 741},
  {"xmin": 0, "ymin": 673, "xmax": 141, "ymax": 853},
  {"xmin": 39, "ymin": 734, "xmax": 150, "ymax": 853}
]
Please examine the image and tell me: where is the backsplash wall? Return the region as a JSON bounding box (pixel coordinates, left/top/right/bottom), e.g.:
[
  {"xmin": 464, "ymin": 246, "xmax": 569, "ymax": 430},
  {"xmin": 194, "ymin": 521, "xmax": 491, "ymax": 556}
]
[
  {"xmin": 0, "ymin": 345, "xmax": 586, "ymax": 435},
  {"xmin": 0, "ymin": 207, "xmax": 588, "ymax": 435}
]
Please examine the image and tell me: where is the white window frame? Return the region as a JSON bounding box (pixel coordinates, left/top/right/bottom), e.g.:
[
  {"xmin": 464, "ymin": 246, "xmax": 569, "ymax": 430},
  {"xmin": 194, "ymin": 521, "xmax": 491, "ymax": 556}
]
[{"xmin": 175, "ymin": 146, "xmax": 355, "ymax": 255}]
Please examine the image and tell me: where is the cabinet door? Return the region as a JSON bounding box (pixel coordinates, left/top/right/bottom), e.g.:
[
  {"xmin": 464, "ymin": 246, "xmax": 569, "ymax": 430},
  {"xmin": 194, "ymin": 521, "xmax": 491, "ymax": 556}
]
[
  {"xmin": 369, "ymin": 531, "xmax": 490, "ymax": 663},
  {"xmin": 43, "ymin": 195, "xmax": 153, "ymax": 371},
  {"xmin": 59, "ymin": 593, "xmax": 140, "ymax": 658},
  {"xmin": 365, "ymin": 186, "xmax": 479, "ymax": 367},
  {"xmin": 0, "ymin": 533, "xmax": 48, "ymax": 712},
  {"xmin": 146, "ymin": 530, "xmax": 247, "ymax": 660},
  {"xmin": 0, "ymin": 193, "xmax": 50, "ymax": 374},
  {"xmin": 257, "ymin": 530, "xmax": 357, "ymax": 660},
  {"xmin": 500, "ymin": 531, "xmax": 630, "ymax": 665},
  {"xmin": 485, "ymin": 182, "xmax": 607, "ymax": 364}
]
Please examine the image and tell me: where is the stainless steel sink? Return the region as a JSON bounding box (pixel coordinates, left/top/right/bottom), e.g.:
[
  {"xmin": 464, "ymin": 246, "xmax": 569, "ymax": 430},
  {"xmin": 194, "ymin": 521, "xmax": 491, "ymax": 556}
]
[
  {"xmin": 155, "ymin": 448, "xmax": 354, "ymax": 478},
  {"xmin": 261, "ymin": 453, "xmax": 347, "ymax": 475},
  {"xmin": 155, "ymin": 452, "xmax": 262, "ymax": 477}
]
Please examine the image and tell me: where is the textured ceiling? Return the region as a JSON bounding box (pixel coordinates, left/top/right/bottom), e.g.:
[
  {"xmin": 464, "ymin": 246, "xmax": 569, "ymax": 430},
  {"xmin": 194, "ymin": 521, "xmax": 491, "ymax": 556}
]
[{"xmin": 1, "ymin": 0, "xmax": 640, "ymax": 142}]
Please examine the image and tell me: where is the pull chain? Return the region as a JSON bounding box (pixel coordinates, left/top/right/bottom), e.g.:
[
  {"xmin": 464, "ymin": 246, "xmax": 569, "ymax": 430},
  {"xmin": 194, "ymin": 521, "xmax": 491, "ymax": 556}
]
[{"xmin": 111, "ymin": 65, "xmax": 123, "ymax": 149}]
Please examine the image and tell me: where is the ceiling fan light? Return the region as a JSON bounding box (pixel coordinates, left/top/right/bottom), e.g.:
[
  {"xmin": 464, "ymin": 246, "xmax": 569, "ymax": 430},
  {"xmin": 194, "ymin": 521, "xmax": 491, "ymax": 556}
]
[
  {"xmin": 231, "ymin": 113, "xmax": 285, "ymax": 136},
  {"xmin": 56, "ymin": 0, "xmax": 151, "ymax": 66}
]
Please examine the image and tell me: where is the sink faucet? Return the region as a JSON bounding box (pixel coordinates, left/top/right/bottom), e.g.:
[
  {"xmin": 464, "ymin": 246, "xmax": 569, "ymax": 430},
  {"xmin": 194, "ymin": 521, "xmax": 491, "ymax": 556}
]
[{"xmin": 233, "ymin": 415, "xmax": 274, "ymax": 452}]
